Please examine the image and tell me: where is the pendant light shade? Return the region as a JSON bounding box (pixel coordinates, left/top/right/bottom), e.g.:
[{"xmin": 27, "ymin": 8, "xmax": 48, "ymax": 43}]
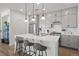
[
  {"xmin": 25, "ymin": 17, "xmax": 28, "ymax": 22},
  {"xmin": 41, "ymin": 16, "xmax": 45, "ymax": 20},
  {"xmin": 41, "ymin": 14, "xmax": 45, "ymax": 20},
  {"xmin": 32, "ymin": 17, "xmax": 35, "ymax": 21},
  {"xmin": 41, "ymin": 3, "xmax": 45, "ymax": 20},
  {"xmin": 32, "ymin": 3, "xmax": 35, "ymax": 21},
  {"xmin": 25, "ymin": 3, "xmax": 28, "ymax": 22}
]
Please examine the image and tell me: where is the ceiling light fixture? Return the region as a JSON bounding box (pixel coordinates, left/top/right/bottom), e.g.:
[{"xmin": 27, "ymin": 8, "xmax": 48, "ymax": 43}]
[
  {"xmin": 36, "ymin": 3, "xmax": 40, "ymax": 5},
  {"xmin": 32, "ymin": 3, "xmax": 35, "ymax": 21},
  {"xmin": 43, "ymin": 8, "xmax": 46, "ymax": 11},
  {"xmin": 41, "ymin": 3, "xmax": 45, "ymax": 20},
  {"xmin": 48, "ymin": 13, "xmax": 51, "ymax": 17},
  {"xmin": 20, "ymin": 9, "xmax": 23, "ymax": 12},
  {"xmin": 65, "ymin": 10, "xmax": 69, "ymax": 15},
  {"xmin": 41, "ymin": 15, "xmax": 45, "ymax": 20},
  {"xmin": 25, "ymin": 18, "xmax": 28, "ymax": 22}
]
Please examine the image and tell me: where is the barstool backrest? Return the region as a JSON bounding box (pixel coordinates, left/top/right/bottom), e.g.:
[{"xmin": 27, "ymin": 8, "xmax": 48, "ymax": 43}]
[
  {"xmin": 24, "ymin": 40, "xmax": 30, "ymax": 46},
  {"xmin": 34, "ymin": 43, "xmax": 47, "ymax": 51},
  {"xmin": 34, "ymin": 43, "xmax": 42, "ymax": 50},
  {"xmin": 16, "ymin": 36, "xmax": 24, "ymax": 43}
]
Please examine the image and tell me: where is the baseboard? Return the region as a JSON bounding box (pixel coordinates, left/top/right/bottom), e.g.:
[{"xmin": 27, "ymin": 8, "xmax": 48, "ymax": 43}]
[
  {"xmin": 60, "ymin": 46, "xmax": 78, "ymax": 50},
  {"xmin": 78, "ymin": 48, "xmax": 79, "ymax": 51}
]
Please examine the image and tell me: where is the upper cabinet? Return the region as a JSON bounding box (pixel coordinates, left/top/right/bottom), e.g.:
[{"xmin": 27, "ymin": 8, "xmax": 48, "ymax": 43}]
[
  {"xmin": 40, "ymin": 6, "xmax": 77, "ymax": 28},
  {"xmin": 52, "ymin": 11, "xmax": 62, "ymax": 22},
  {"xmin": 62, "ymin": 7, "xmax": 77, "ymax": 28}
]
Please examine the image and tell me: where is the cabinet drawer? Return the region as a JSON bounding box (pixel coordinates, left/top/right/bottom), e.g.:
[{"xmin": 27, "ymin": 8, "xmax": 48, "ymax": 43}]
[
  {"xmin": 61, "ymin": 35, "xmax": 78, "ymax": 49},
  {"xmin": 70, "ymin": 41, "xmax": 78, "ymax": 48}
]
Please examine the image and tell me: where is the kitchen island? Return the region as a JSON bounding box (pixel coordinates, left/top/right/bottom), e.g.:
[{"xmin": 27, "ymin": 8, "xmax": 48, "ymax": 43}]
[{"xmin": 15, "ymin": 34, "xmax": 60, "ymax": 56}]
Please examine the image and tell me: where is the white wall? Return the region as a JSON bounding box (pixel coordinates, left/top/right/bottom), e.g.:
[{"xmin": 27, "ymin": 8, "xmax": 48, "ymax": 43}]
[
  {"xmin": 1, "ymin": 9, "xmax": 28, "ymax": 46},
  {"xmin": 9, "ymin": 9, "xmax": 28, "ymax": 45}
]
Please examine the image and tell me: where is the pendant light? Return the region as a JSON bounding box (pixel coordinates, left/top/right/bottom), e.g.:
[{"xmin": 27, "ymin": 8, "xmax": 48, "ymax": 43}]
[
  {"xmin": 41, "ymin": 3, "xmax": 45, "ymax": 20},
  {"xmin": 32, "ymin": 3, "xmax": 35, "ymax": 21},
  {"xmin": 25, "ymin": 3, "xmax": 28, "ymax": 22}
]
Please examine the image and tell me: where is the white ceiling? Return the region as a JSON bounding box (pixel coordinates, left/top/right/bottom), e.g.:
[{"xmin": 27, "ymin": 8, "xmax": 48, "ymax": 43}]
[
  {"xmin": 0, "ymin": 3, "xmax": 78, "ymax": 15},
  {"xmin": 0, "ymin": 3, "xmax": 25, "ymax": 13}
]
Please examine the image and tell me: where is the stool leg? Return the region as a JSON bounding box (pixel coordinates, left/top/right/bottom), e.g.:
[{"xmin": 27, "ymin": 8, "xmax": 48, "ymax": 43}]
[
  {"xmin": 35, "ymin": 49, "xmax": 37, "ymax": 56},
  {"xmin": 18, "ymin": 52, "xmax": 20, "ymax": 56},
  {"xmin": 34, "ymin": 48, "xmax": 36, "ymax": 55},
  {"xmin": 45, "ymin": 50, "xmax": 47, "ymax": 56},
  {"xmin": 42, "ymin": 51, "xmax": 43, "ymax": 56},
  {"xmin": 29, "ymin": 46, "xmax": 30, "ymax": 55},
  {"xmin": 39, "ymin": 51, "xmax": 40, "ymax": 56},
  {"xmin": 19, "ymin": 43, "xmax": 22, "ymax": 56},
  {"xmin": 24, "ymin": 46, "xmax": 26, "ymax": 55},
  {"xmin": 16, "ymin": 43, "xmax": 18, "ymax": 51}
]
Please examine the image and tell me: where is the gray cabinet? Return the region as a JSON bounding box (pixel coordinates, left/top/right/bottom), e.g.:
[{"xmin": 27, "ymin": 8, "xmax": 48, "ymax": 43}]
[
  {"xmin": 61, "ymin": 35, "xmax": 78, "ymax": 49},
  {"xmin": 62, "ymin": 7, "xmax": 77, "ymax": 28},
  {"xmin": 52, "ymin": 11, "xmax": 62, "ymax": 22}
]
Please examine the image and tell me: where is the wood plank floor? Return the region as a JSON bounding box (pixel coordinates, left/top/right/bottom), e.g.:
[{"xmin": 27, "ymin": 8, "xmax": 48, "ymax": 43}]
[
  {"xmin": 0, "ymin": 43, "xmax": 79, "ymax": 56},
  {"xmin": 59, "ymin": 47, "xmax": 79, "ymax": 56}
]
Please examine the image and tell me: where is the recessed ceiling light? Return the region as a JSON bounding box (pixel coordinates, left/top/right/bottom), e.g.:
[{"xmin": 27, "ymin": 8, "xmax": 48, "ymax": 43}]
[
  {"xmin": 20, "ymin": 9, "xmax": 23, "ymax": 12},
  {"xmin": 43, "ymin": 8, "xmax": 46, "ymax": 10},
  {"xmin": 36, "ymin": 3, "xmax": 40, "ymax": 5},
  {"xmin": 48, "ymin": 14, "xmax": 51, "ymax": 17},
  {"xmin": 65, "ymin": 10, "xmax": 69, "ymax": 15}
]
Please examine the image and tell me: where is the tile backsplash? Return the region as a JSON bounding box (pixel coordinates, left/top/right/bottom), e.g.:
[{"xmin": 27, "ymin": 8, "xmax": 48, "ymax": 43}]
[{"xmin": 50, "ymin": 25, "xmax": 79, "ymax": 35}]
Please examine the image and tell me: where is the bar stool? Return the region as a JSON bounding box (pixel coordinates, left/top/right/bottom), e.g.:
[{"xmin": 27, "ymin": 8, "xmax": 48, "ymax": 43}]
[
  {"xmin": 15, "ymin": 36, "xmax": 24, "ymax": 55},
  {"xmin": 24, "ymin": 39, "xmax": 34, "ymax": 56},
  {"xmin": 34, "ymin": 43, "xmax": 47, "ymax": 56}
]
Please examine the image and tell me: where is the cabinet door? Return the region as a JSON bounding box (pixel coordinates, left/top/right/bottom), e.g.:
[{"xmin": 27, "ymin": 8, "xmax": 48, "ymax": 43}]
[
  {"xmin": 56, "ymin": 11, "xmax": 62, "ymax": 17},
  {"xmin": 62, "ymin": 15, "xmax": 69, "ymax": 28},
  {"xmin": 61, "ymin": 35, "xmax": 75, "ymax": 48},
  {"xmin": 62, "ymin": 7, "xmax": 77, "ymax": 28},
  {"xmin": 68, "ymin": 15, "xmax": 77, "ymax": 28},
  {"xmin": 61, "ymin": 35, "xmax": 78, "ymax": 49},
  {"xmin": 69, "ymin": 7, "xmax": 77, "ymax": 15},
  {"xmin": 62, "ymin": 15, "xmax": 77, "ymax": 28},
  {"xmin": 69, "ymin": 36, "xmax": 78, "ymax": 49},
  {"xmin": 61, "ymin": 35, "xmax": 69, "ymax": 46}
]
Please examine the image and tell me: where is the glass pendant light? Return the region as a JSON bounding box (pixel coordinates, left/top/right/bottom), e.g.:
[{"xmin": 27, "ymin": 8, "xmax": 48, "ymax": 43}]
[
  {"xmin": 25, "ymin": 3, "xmax": 28, "ymax": 22},
  {"xmin": 41, "ymin": 3, "xmax": 45, "ymax": 20},
  {"xmin": 25, "ymin": 17, "xmax": 28, "ymax": 22},
  {"xmin": 32, "ymin": 3, "xmax": 35, "ymax": 21},
  {"xmin": 41, "ymin": 15, "xmax": 45, "ymax": 20}
]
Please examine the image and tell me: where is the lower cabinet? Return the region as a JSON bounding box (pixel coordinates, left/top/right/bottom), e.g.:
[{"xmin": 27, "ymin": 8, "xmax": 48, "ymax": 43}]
[{"xmin": 61, "ymin": 35, "xmax": 79, "ymax": 49}]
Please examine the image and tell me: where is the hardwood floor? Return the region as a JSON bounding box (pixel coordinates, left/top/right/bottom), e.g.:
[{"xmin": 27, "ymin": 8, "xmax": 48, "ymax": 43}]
[
  {"xmin": 0, "ymin": 43, "xmax": 78, "ymax": 56},
  {"xmin": 59, "ymin": 47, "xmax": 79, "ymax": 56}
]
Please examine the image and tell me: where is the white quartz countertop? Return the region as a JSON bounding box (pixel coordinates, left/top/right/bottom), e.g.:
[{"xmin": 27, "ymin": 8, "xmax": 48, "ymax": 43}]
[{"xmin": 15, "ymin": 34, "xmax": 60, "ymax": 42}]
